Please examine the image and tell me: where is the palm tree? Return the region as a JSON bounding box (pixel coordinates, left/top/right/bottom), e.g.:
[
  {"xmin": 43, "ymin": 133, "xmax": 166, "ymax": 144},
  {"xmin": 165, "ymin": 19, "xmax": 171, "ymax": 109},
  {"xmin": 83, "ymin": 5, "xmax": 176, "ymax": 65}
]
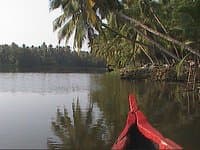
[
  {"xmin": 50, "ymin": 0, "xmax": 200, "ymax": 63},
  {"xmin": 49, "ymin": 0, "xmax": 98, "ymax": 51}
]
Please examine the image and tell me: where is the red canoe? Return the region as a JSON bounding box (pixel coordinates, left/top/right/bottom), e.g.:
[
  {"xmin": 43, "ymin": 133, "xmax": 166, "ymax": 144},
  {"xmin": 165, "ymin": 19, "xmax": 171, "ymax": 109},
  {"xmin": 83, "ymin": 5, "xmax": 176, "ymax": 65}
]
[{"xmin": 112, "ymin": 95, "xmax": 182, "ymax": 150}]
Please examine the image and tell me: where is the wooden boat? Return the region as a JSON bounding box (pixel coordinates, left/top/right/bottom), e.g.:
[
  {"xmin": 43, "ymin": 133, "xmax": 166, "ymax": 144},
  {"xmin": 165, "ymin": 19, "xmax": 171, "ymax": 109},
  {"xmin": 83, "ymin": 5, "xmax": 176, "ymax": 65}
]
[{"xmin": 112, "ymin": 95, "xmax": 182, "ymax": 150}]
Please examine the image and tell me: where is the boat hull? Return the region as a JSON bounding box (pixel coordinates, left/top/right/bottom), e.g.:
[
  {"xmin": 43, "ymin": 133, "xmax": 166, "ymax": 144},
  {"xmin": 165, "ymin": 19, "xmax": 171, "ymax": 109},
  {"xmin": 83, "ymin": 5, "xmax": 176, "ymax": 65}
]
[{"xmin": 112, "ymin": 95, "xmax": 182, "ymax": 150}]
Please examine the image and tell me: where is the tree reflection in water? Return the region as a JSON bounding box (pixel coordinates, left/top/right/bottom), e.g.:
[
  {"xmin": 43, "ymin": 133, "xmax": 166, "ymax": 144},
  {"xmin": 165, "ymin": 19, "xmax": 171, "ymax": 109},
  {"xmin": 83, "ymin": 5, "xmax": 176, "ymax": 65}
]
[
  {"xmin": 47, "ymin": 74, "xmax": 200, "ymax": 150},
  {"xmin": 90, "ymin": 74, "xmax": 200, "ymax": 150},
  {"xmin": 47, "ymin": 99, "xmax": 109, "ymax": 150}
]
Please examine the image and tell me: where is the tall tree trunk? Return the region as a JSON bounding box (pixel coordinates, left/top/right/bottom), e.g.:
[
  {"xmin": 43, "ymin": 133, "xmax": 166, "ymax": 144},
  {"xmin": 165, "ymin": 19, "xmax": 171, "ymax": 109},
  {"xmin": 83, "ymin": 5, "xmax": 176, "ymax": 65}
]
[
  {"xmin": 133, "ymin": 27, "xmax": 180, "ymax": 61},
  {"xmin": 118, "ymin": 12, "xmax": 200, "ymax": 58},
  {"xmin": 102, "ymin": 23, "xmax": 179, "ymax": 61},
  {"xmin": 145, "ymin": 0, "xmax": 181, "ymax": 59}
]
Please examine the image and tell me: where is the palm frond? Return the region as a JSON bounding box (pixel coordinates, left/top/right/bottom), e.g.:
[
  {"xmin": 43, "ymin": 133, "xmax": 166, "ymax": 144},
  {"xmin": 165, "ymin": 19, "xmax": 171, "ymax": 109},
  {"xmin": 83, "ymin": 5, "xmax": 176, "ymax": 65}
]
[
  {"xmin": 53, "ymin": 13, "xmax": 68, "ymax": 31},
  {"xmin": 73, "ymin": 17, "xmax": 86, "ymax": 50},
  {"xmin": 49, "ymin": 0, "xmax": 62, "ymax": 10},
  {"xmin": 176, "ymin": 54, "xmax": 190, "ymax": 77},
  {"xmin": 58, "ymin": 18, "xmax": 77, "ymax": 43}
]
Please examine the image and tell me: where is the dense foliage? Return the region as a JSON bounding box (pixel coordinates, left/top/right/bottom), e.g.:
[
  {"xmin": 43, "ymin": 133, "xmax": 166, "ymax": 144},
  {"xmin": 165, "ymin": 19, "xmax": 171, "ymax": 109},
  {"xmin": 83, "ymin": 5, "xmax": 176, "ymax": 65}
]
[
  {"xmin": 50, "ymin": 0, "xmax": 200, "ymax": 69},
  {"xmin": 0, "ymin": 42, "xmax": 105, "ymax": 70}
]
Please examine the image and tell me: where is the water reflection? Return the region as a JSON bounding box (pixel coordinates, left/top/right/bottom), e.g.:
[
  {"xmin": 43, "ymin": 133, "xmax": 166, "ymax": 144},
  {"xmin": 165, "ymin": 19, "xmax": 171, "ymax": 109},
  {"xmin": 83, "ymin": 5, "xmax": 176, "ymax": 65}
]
[
  {"xmin": 0, "ymin": 73, "xmax": 93, "ymax": 94},
  {"xmin": 132, "ymin": 81, "xmax": 200, "ymax": 150},
  {"xmin": 49, "ymin": 74, "xmax": 200, "ymax": 150},
  {"xmin": 48, "ymin": 98, "xmax": 109, "ymax": 149},
  {"xmin": 0, "ymin": 73, "xmax": 95, "ymax": 149}
]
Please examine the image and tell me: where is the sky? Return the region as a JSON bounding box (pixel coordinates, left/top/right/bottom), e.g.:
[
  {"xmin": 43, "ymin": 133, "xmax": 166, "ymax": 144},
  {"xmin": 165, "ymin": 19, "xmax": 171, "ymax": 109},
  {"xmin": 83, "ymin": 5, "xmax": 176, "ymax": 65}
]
[{"xmin": 0, "ymin": 0, "xmax": 88, "ymax": 50}]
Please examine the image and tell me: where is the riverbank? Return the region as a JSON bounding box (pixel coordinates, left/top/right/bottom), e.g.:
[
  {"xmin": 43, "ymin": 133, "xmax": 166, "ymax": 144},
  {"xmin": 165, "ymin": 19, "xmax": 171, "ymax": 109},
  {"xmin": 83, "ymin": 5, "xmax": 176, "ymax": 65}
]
[
  {"xmin": 120, "ymin": 64, "xmax": 199, "ymax": 81},
  {"xmin": 118, "ymin": 64, "xmax": 200, "ymax": 92}
]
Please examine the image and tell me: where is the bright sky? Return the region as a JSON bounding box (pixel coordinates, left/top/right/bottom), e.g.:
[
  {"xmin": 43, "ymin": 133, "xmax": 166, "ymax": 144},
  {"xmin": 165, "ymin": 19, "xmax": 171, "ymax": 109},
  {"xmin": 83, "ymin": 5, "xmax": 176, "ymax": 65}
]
[{"xmin": 0, "ymin": 0, "xmax": 79, "ymax": 48}]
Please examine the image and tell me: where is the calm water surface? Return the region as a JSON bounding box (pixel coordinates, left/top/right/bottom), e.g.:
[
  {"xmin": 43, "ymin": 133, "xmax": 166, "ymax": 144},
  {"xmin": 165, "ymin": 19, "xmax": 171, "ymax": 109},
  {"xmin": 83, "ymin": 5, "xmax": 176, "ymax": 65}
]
[{"xmin": 0, "ymin": 73, "xmax": 199, "ymax": 149}]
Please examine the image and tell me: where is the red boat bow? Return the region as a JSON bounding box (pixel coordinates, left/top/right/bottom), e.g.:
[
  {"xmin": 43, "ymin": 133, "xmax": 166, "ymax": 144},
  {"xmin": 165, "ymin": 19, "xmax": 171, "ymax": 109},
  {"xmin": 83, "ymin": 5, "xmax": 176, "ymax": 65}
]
[{"xmin": 112, "ymin": 95, "xmax": 182, "ymax": 150}]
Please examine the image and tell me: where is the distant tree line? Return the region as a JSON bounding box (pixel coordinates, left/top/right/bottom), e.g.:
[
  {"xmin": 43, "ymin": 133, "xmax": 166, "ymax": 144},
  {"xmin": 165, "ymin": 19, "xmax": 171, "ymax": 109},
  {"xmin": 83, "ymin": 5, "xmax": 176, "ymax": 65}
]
[{"xmin": 0, "ymin": 42, "xmax": 106, "ymax": 70}]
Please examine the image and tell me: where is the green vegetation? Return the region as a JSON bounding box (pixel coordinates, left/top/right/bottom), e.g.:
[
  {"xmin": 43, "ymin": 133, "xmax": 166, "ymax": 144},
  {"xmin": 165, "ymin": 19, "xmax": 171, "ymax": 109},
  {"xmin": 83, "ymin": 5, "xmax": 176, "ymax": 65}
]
[
  {"xmin": 48, "ymin": 74, "xmax": 200, "ymax": 149},
  {"xmin": 0, "ymin": 42, "xmax": 106, "ymax": 72},
  {"xmin": 49, "ymin": 0, "xmax": 200, "ymax": 73}
]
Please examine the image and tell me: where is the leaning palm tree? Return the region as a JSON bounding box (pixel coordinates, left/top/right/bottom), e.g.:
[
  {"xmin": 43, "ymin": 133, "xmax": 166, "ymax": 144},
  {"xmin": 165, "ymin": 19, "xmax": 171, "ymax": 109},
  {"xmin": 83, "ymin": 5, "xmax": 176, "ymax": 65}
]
[
  {"xmin": 49, "ymin": 0, "xmax": 133, "ymax": 51},
  {"xmin": 50, "ymin": 0, "xmax": 200, "ymax": 60},
  {"xmin": 49, "ymin": 0, "xmax": 99, "ymax": 51}
]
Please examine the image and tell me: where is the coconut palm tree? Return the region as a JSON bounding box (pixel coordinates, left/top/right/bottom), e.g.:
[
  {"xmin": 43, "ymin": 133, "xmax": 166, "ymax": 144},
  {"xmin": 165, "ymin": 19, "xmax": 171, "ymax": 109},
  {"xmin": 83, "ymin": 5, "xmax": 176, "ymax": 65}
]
[
  {"xmin": 49, "ymin": 0, "xmax": 99, "ymax": 51},
  {"xmin": 50, "ymin": 0, "xmax": 200, "ymax": 63}
]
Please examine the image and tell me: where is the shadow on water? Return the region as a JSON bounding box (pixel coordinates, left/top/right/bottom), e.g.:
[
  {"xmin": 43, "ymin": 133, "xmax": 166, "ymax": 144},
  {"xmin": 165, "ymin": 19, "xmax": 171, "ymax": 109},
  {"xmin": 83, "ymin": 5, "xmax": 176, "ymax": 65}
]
[{"xmin": 48, "ymin": 73, "xmax": 200, "ymax": 150}]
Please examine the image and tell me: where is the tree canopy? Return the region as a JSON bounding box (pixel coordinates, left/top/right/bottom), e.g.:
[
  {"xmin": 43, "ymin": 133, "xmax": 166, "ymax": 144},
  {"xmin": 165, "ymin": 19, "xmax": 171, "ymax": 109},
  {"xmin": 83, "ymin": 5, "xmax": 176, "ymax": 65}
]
[
  {"xmin": 50, "ymin": 0, "xmax": 200, "ymax": 68},
  {"xmin": 0, "ymin": 43, "xmax": 106, "ymax": 71}
]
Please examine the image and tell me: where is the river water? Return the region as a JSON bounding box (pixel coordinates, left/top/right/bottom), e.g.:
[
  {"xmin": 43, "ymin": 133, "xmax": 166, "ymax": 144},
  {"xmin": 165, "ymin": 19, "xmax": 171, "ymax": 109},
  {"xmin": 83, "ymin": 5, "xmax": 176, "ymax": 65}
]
[{"xmin": 0, "ymin": 73, "xmax": 199, "ymax": 149}]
